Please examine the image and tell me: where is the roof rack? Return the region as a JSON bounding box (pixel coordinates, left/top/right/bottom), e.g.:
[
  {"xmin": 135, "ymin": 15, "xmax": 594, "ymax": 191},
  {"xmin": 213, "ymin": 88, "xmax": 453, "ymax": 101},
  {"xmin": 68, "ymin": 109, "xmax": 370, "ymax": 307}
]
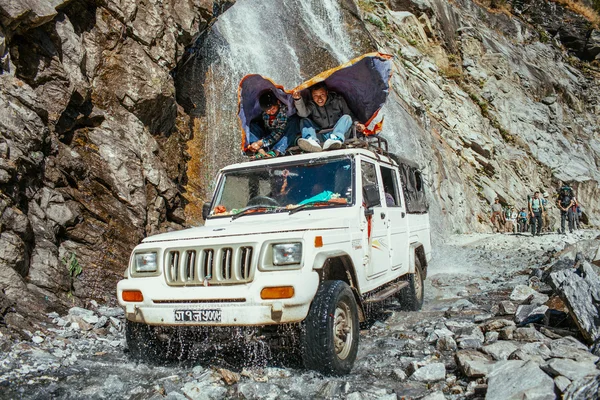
[{"xmin": 283, "ymin": 125, "xmax": 389, "ymax": 157}]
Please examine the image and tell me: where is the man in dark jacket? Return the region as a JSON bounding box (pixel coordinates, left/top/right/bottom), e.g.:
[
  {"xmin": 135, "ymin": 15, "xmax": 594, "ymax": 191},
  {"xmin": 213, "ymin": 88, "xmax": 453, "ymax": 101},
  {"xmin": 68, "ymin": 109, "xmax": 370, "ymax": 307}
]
[
  {"xmin": 556, "ymin": 184, "xmax": 575, "ymax": 234},
  {"xmin": 292, "ymin": 83, "xmax": 365, "ymax": 152}
]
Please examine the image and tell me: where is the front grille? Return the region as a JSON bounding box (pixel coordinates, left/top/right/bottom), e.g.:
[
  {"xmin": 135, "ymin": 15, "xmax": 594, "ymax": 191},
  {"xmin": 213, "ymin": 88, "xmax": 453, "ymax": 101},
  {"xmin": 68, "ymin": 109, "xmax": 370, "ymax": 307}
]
[{"xmin": 165, "ymin": 246, "xmax": 255, "ymax": 286}]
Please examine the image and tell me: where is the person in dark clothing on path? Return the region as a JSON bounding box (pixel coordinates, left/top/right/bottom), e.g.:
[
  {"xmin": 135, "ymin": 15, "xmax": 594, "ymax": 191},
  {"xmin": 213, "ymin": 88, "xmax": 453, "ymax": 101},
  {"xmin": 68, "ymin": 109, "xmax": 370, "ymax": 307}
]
[
  {"xmin": 529, "ymin": 191, "xmax": 545, "ymax": 236},
  {"xmin": 247, "ymin": 90, "xmax": 300, "ymax": 160},
  {"xmin": 556, "ymin": 184, "xmax": 575, "ymax": 234},
  {"xmin": 292, "ymin": 83, "xmax": 365, "ymax": 152}
]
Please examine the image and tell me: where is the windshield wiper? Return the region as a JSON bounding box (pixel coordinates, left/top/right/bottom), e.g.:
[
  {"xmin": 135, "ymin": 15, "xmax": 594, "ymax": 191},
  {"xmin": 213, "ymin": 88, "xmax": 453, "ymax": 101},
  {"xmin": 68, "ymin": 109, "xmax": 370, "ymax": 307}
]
[
  {"xmin": 288, "ymin": 201, "xmax": 346, "ymax": 215},
  {"xmin": 231, "ymin": 205, "xmax": 279, "ymax": 220}
]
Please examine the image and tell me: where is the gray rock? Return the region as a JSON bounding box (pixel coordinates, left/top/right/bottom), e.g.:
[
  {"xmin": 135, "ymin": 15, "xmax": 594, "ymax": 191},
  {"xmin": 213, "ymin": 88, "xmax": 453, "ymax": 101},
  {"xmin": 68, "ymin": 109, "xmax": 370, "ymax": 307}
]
[
  {"xmin": 549, "ymin": 262, "xmax": 600, "ymax": 343},
  {"xmin": 563, "ymin": 375, "xmax": 600, "ymax": 399},
  {"xmin": 510, "ymin": 285, "xmax": 549, "ymax": 305},
  {"xmin": 481, "ymin": 319, "xmax": 515, "ymax": 332},
  {"xmin": 554, "ymin": 375, "xmax": 571, "ymax": 393},
  {"xmin": 455, "ymin": 349, "xmax": 495, "ymax": 378},
  {"xmin": 482, "ymin": 341, "xmax": 520, "ymax": 361},
  {"xmin": 457, "ymin": 337, "xmax": 483, "ymax": 349},
  {"xmin": 485, "ymin": 331, "xmax": 499, "ymax": 344},
  {"xmin": 421, "ymin": 392, "xmax": 446, "ymax": 400},
  {"xmin": 510, "ymin": 342, "xmax": 552, "ymax": 361},
  {"xmin": 549, "ymin": 337, "xmax": 599, "ymax": 363},
  {"xmin": 509, "ymin": 285, "xmax": 540, "ymax": 302},
  {"xmin": 515, "ymin": 304, "xmax": 549, "ymax": 325},
  {"xmin": 486, "ymin": 360, "xmax": 555, "ymax": 400},
  {"xmin": 411, "ymin": 362, "xmax": 446, "ymax": 382},
  {"xmin": 512, "ymin": 327, "xmax": 549, "ymax": 342},
  {"xmin": 392, "ymin": 369, "xmax": 407, "ymax": 380},
  {"xmin": 499, "ymin": 325, "xmax": 516, "ymax": 340},
  {"xmin": 544, "ymin": 358, "xmax": 600, "ymax": 381},
  {"xmin": 498, "ymin": 301, "xmax": 517, "ymax": 315},
  {"xmin": 436, "ymin": 336, "xmax": 458, "ymax": 352}
]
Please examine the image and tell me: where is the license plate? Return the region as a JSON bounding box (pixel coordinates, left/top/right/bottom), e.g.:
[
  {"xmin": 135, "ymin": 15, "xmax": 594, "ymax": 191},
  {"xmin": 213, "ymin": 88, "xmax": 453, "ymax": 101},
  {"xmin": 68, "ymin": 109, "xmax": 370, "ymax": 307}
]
[{"xmin": 174, "ymin": 309, "xmax": 222, "ymax": 322}]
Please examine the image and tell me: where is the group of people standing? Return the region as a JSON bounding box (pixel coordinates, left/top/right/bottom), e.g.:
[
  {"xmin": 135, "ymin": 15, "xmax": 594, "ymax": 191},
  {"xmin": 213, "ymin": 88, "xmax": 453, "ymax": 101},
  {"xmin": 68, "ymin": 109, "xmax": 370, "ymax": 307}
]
[
  {"xmin": 490, "ymin": 185, "xmax": 582, "ymax": 235},
  {"xmin": 245, "ymin": 83, "xmax": 364, "ymax": 160}
]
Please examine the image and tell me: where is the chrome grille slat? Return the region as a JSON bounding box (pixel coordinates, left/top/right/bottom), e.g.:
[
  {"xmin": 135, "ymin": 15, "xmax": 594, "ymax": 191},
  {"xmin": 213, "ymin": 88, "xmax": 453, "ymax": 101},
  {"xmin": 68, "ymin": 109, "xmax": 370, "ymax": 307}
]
[{"xmin": 165, "ymin": 245, "xmax": 254, "ymax": 286}]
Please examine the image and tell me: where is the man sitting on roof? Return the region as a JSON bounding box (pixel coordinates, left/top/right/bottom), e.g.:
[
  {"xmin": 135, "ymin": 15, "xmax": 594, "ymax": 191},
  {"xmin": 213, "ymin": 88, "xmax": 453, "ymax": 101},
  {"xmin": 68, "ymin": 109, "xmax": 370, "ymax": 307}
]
[
  {"xmin": 292, "ymin": 83, "xmax": 365, "ymax": 152},
  {"xmin": 246, "ymin": 90, "xmax": 300, "ymax": 160}
]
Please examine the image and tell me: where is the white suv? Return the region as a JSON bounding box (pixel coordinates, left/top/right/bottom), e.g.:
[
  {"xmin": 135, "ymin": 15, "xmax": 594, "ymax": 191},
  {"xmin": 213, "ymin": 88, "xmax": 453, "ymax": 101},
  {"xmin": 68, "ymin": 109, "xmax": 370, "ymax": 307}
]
[{"xmin": 117, "ymin": 145, "xmax": 431, "ymax": 375}]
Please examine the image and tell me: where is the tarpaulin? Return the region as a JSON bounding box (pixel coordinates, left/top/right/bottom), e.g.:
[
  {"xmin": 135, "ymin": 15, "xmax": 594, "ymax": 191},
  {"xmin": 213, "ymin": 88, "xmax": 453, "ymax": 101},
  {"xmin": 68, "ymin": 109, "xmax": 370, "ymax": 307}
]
[{"xmin": 238, "ymin": 52, "xmax": 393, "ymax": 151}]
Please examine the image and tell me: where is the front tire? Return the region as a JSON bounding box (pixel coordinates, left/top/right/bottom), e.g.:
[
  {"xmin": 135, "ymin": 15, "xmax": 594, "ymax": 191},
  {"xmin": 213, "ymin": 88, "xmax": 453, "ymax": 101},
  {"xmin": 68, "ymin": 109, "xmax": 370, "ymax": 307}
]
[
  {"xmin": 400, "ymin": 258, "xmax": 424, "ymax": 311},
  {"xmin": 301, "ymin": 280, "xmax": 359, "ymax": 375}
]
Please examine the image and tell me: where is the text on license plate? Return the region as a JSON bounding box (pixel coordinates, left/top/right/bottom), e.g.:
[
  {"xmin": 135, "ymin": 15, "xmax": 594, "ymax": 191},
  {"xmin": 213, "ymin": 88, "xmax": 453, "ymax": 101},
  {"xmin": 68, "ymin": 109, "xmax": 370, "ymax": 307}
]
[{"xmin": 174, "ymin": 309, "xmax": 221, "ymax": 322}]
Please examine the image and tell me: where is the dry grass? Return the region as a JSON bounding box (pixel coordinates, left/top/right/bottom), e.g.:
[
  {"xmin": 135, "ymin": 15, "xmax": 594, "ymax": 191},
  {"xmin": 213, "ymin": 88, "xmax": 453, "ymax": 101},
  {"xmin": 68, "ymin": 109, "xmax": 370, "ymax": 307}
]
[{"xmin": 549, "ymin": 0, "xmax": 600, "ymax": 27}]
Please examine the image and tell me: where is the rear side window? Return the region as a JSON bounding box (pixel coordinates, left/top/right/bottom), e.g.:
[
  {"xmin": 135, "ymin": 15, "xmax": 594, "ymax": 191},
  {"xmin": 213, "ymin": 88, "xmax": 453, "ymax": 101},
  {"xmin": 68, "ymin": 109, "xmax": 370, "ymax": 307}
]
[{"xmin": 380, "ymin": 166, "xmax": 401, "ymax": 207}]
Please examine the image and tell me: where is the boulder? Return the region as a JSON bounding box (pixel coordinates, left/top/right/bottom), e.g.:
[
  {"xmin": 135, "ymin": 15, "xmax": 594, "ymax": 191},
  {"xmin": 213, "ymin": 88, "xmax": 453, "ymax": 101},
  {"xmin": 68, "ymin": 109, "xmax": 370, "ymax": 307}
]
[
  {"xmin": 486, "ymin": 360, "xmax": 555, "ymax": 400},
  {"xmin": 548, "ymin": 261, "xmax": 600, "ymax": 343}
]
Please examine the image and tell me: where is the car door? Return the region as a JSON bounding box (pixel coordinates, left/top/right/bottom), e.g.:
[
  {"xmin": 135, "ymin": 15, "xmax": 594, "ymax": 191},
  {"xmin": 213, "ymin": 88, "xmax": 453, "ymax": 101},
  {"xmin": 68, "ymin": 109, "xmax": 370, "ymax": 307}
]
[
  {"xmin": 361, "ymin": 160, "xmax": 390, "ymax": 279},
  {"xmin": 379, "ymin": 164, "xmax": 409, "ymax": 273}
]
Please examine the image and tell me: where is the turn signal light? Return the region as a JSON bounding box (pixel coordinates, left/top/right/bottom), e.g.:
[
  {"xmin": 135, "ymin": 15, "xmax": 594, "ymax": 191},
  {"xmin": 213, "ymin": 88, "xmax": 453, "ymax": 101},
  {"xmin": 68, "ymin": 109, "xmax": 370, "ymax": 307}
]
[
  {"xmin": 261, "ymin": 286, "xmax": 294, "ymax": 299},
  {"xmin": 314, "ymin": 236, "xmax": 323, "ymax": 248},
  {"xmin": 122, "ymin": 290, "xmax": 144, "ymax": 302}
]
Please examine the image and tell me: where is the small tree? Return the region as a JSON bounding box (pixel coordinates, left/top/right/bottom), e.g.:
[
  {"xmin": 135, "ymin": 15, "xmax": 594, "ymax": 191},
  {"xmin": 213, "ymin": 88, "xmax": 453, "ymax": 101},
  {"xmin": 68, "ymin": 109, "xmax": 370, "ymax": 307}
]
[{"xmin": 62, "ymin": 252, "xmax": 82, "ymax": 297}]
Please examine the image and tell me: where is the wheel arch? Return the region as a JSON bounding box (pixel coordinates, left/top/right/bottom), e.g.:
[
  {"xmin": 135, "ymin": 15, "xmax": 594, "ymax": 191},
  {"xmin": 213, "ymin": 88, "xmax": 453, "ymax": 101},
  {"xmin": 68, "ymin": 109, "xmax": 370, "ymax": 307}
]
[
  {"xmin": 409, "ymin": 242, "xmax": 428, "ymax": 279},
  {"xmin": 313, "ymin": 253, "xmax": 366, "ymax": 322}
]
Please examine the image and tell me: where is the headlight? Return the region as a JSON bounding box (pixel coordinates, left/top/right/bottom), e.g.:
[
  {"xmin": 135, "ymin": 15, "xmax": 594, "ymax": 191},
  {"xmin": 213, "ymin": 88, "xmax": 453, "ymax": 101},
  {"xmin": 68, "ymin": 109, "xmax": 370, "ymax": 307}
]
[
  {"xmin": 272, "ymin": 243, "xmax": 302, "ymax": 266},
  {"xmin": 134, "ymin": 252, "xmax": 158, "ymax": 272}
]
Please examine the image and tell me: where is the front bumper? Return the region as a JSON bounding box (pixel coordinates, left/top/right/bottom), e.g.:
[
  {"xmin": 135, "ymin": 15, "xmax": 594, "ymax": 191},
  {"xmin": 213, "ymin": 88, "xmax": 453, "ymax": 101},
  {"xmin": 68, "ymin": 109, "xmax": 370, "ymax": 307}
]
[{"xmin": 117, "ymin": 270, "xmax": 320, "ymax": 326}]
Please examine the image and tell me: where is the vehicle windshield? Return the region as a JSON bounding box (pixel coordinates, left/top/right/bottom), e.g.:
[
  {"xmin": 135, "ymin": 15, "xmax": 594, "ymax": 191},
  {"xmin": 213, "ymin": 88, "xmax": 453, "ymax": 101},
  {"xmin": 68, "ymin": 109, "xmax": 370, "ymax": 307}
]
[{"xmin": 209, "ymin": 156, "xmax": 354, "ymax": 218}]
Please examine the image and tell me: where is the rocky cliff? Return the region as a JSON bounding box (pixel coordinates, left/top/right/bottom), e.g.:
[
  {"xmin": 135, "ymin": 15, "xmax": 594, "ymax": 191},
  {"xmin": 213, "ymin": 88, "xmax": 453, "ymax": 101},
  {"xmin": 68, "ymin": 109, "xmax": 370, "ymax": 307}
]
[{"xmin": 0, "ymin": 0, "xmax": 599, "ymax": 331}]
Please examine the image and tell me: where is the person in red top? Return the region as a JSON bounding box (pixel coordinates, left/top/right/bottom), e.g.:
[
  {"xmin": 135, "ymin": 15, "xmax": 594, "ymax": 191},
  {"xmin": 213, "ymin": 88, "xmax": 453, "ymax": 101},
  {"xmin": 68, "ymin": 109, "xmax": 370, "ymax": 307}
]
[{"xmin": 246, "ymin": 90, "xmax": 300, "ymax": 159}]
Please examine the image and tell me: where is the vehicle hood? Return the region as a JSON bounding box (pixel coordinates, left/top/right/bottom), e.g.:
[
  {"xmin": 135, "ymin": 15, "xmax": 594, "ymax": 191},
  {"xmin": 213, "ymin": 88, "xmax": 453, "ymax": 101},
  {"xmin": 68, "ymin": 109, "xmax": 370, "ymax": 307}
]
[{"xmin": 141, "ymin": 216, "xmax": 349, "ymax": 243}]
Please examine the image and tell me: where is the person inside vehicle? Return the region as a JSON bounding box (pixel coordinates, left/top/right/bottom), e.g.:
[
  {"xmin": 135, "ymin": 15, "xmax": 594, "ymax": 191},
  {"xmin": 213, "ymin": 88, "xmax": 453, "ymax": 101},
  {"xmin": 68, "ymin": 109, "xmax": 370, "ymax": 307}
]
[
  {"xmin": 246, "ymin": 90, "xmax": 300, "ymax": 160},
  {"xmin": 292, "ymin": 83, "xmax": 365, "ymax": 152}
]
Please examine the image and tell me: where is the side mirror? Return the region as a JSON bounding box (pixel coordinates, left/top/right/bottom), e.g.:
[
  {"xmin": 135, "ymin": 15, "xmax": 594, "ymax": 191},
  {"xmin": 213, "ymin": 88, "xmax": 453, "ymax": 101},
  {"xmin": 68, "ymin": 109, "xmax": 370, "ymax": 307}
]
[
  {"xmin": 202, "ymin": 202, "xmax": 211, "ymax": 220},
  {"xmin": 363, "ymin": 184, "xmax": 381, "ymax": 209}
]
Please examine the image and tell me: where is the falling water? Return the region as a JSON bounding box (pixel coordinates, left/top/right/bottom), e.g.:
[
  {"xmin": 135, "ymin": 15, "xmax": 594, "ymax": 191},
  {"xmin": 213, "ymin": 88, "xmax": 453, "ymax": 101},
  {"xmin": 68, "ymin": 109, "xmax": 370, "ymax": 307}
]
[{"xmin": 176, "ymin": 0, "xmax": 434, "ymax": 212}]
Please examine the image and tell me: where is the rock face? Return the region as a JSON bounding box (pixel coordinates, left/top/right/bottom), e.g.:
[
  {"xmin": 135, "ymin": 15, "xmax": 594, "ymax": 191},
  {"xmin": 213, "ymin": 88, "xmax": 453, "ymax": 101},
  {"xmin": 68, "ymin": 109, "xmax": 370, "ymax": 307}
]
[
  {"xmin": 1, "ymin": 0, "xmax": 599, "ymax": 327},
  {"xmin": 0, "ymin": 0, "xmax": 227, "ymax": 318}
]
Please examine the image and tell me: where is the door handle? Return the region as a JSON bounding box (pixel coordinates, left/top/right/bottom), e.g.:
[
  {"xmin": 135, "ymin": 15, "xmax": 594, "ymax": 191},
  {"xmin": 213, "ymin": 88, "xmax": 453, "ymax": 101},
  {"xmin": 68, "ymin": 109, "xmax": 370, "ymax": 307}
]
[{"xmin": 380, "ymin": 212, "xmax": 386, "ymax": 219}]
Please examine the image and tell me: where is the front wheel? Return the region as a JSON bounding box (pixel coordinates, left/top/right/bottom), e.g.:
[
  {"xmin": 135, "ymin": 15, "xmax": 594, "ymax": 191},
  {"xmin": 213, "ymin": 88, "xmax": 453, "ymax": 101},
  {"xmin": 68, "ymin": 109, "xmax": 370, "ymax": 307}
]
[
  {"xmin": 301, "ymin": 280, "xmax": 359, "ymax": 375},
  {"xmin": 399, "ymin": 257, "xmax": 424, "ymax": 311}
]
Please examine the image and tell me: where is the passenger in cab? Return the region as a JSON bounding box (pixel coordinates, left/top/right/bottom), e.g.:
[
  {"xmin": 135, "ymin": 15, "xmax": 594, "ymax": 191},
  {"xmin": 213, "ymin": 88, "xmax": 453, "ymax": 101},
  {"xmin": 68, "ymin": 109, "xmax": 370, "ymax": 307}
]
[
  {"xmin": 292, "ymin": 83, "xmax": 365, "ymax": 152},
  {"xmin": 247, "ymin": 90, "xmax": 300, "ymax": 160}
]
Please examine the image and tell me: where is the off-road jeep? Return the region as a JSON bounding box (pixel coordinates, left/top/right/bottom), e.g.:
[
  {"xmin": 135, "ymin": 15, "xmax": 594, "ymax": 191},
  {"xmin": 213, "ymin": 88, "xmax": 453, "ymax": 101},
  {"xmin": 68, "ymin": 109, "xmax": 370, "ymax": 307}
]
[{"xmin": 117, "ymin": 143, "xmax": 431, "ymax": 375}]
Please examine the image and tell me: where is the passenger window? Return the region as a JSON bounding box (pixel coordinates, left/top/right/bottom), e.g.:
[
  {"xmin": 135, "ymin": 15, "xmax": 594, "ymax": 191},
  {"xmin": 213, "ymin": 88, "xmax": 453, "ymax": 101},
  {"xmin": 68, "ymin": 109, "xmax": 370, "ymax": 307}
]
[
  {"xmin": 361, "ymin": 161, "xmax": 381, "ymax": 204},
  {"xmin": 380, "ymin": 166, "xmax": 401, "ymax": 207}
]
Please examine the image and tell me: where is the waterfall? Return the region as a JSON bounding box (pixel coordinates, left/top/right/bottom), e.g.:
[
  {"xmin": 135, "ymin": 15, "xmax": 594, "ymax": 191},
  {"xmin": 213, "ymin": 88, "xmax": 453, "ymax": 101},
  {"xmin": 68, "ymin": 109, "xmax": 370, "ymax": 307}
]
[{"xmin": 177, "ymin": 0, "xmax": 429, "ymax": 217}]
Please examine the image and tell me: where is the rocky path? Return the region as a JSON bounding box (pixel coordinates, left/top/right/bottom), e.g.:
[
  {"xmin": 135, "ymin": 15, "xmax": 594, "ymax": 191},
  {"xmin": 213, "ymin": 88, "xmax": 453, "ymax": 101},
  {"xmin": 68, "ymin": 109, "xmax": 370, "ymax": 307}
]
[{"xmin": 2, "ymin": 230, "xmax": 600, "ymax": 399}]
